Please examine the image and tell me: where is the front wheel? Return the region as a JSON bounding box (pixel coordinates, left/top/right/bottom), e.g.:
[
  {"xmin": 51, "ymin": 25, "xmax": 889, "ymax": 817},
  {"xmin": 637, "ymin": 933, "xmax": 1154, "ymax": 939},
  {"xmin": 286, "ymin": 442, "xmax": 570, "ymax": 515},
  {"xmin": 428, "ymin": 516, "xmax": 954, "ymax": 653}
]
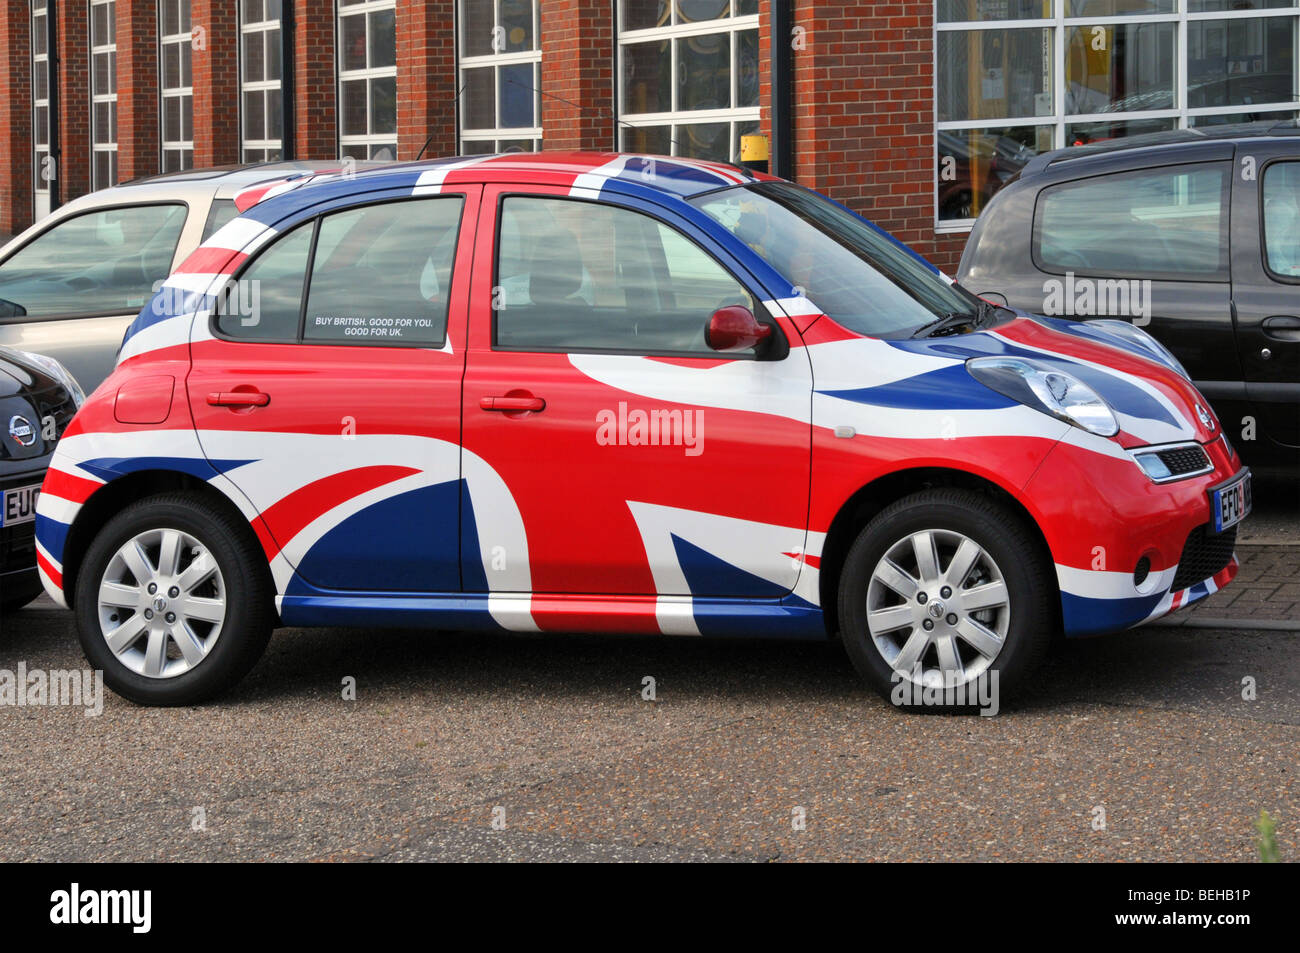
[
  {"xmin": 837, "ymin": 489, "xmax": 1054, "ymax": 710},
  {"xmin": 74, "ymin": 492, "xmax": 274, "ymax": 705}
]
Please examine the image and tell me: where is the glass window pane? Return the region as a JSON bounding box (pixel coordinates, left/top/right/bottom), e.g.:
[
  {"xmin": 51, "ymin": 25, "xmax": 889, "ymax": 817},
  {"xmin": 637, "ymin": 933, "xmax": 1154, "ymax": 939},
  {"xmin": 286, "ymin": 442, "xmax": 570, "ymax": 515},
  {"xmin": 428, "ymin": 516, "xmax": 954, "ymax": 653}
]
[
  {"xmin": 1064, "ymin": 0, "xmax": 1175, "ymax": 15},
  {"xmin": 1263, "ymin": 161, "xmax": 1300, "ymax": 276},
  {"xmin": 266, "ymin": 87, "xmax": 283, "ymax": 141},
  {"xmin": 244, "ymin": 90, "xmax": 266, "ymax": 141},
  {"xmin": 677, "ymin": 121, "xmax": 729, "ymax": 159},
  {"xmin": 163, "ymin": 43, "xmax": 180, "ymax": 88},
  {"xmin": 676, "ymin": 33, "xmax": 730, "ymax": 112},
  {"xmin": 369, "ymin": 9, "xmax": 396, "ymax": 68},
  {"xmin": 370, "ymin": 76, "xmax": 396, "ymax": 135},
  {"xmin": 266, "ymin": 27, "xmax": 282, "ymax": 80},
  {"xmin": 623, "ymin": 39, "xmax": 671, "ymax": 114},
  {"xmin": 1065, "ymin": 115, "xmax": 1175, "ymax": 145},
  {"xmin": 737, "ymin": 28, "xmax": 759, "ymax": 108},
  {"xmin": 202, "ymin": 199, "xmax": 240, "ymax": 242},
  {"xmin": 622, "ymin": 124, "xmax": 672, "ymax": 155},
  {"xmin": 736, "ymin": 0, "xmax": 757, "ymax": 14},
  {"xmin": 500, "ymin": 0, "xmax": 535, "ymax": 52},
  {"xmin": 305, "ymin": 198, "xmax": 463, "ymax": 346},
  {"xmin": 242, "ymin": 30, "xmax": 265, "ymax": 83},
  {"xmin": 242, "ymin": 0, "xmax": 262, "ymax": 24},
  {"xmin": 339, "ymin": 13, "xmax": 366, "ymax": 71},
  {"xmin": 937, "ymin": 28, "xmax": 1053, "ymax": 122},
  {"xmin": 461, "ymin": 0, "xmax": 495, "ymax": 56},
  {"xmin": 92, "ymin": 3, "xmax": 110, "ymax": 45},
  {"xmin": 181, "ymin": 41, "xmax": 192, "ymax": 87},
  {"xmin": 462, "ymin": 67, "xmax": 495, "ymax": 130},
  {"xmin": 1188, "ymin": 17, "xmax": 1294, "ymax": 110},
  {"xmin": 938, "ymin": 0, "xmax": 1052, "ymax": 22},
  {"xmin": 369, "ymin": 142, "xmax": 396, "ymax": 161},
  {"xmin": 675, "ymin": 0, "xmax": 727, "ymax": 23},
  {"xmin": 340, "ymin": 79, "xmax": 368, "ymax": 136},
  {"xmin": 1189, "ymin": 0, "xmax": 1292, "ymax": 9},
  {"xmin": 0, "ymin": 205, "xmax": 186, "ymax": 316},
  {"xmin": 1036, "ymin": 164, "xmax": 1228, "ymax": 279},
  {"xmin": 461, "ymin": 138, "xmax": 495, "ymax": 155},
  {"xmin": 622, "ymin": 0, "xmax": 669, "ymax": 31},
  {"xmin": 218, "ymin": 221, "xmax": 313, "ymax": 340},
  {"xmin": 937, "ymin": 125, "xmax": 1048, "ymax": 221},
  {"xmin": 1065, "ymin": 21, "xmax": 1175, "ymax": 114},
  {"xmin": 499, "ymin": 63, "xmax": 535, "ymax": 128},
  {"xmin": 1189, "ymin": 109, "xmax": 1299, "ymax": 127},
  {"xmin": 163, "ymin": 96, "xmax": 181, "ymax": 140}
]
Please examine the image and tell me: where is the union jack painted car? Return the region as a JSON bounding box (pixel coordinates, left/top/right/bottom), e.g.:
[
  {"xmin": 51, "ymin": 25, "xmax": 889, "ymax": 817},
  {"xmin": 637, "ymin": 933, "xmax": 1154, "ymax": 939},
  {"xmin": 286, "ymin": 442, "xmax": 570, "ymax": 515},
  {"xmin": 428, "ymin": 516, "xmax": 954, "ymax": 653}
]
[{"xmin": 32, "ymin": 152, "xmax": 1249, "ymax": 706}]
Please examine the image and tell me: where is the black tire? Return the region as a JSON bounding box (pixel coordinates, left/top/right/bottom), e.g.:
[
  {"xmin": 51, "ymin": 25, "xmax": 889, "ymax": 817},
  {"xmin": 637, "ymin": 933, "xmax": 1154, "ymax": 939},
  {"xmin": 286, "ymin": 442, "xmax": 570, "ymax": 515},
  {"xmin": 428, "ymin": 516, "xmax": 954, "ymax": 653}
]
[
  {"xmin": 1, "ymin": 580, "xmax": 45, "ymax": 615},
  {"xmin": 74, "ymin": 492, "xmax": 275, "ymax": 706},
  {"xmin": 837, "ymin": 488, "xmax": 1054, "ymax": 711}
]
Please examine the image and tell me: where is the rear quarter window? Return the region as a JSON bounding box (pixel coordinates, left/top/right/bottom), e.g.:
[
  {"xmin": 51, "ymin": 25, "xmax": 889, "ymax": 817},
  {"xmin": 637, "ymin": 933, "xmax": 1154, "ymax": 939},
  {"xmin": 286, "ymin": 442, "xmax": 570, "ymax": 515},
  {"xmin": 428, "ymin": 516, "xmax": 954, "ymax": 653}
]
[{"xmin": 1033, "ymin": 162, "xmax": 1229, "ymax": 281}]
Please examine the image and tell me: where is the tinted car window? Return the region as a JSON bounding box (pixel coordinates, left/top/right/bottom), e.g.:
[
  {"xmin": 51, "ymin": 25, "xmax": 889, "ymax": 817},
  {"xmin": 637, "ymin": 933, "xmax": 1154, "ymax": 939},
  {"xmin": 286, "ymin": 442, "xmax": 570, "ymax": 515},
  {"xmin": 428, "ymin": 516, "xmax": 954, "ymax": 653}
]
[
  {"xmin": 1035, "ymin": 163, "xmax": 1228, "ymax": 279},
  {"xmin": 1262, "ymin": 161, "xmax": 1300, "ymax": 278},
  {"xmin": 215, "ymin": 220, "xmax": 313, "ymax": 340},
  {"xmin": 0, "ymin": 203, "xmax": 186, "ymax": 318},
  {"xmin": 201, "ymin": 199, "xmax": 239, "ymax": 242},
  {"xmin": 304, "ymin": 198, "xmax": 462, "ymax": 346},
  {"xmin": 494, "ymin": 197, "xmax": 754, "ymax": 354}
]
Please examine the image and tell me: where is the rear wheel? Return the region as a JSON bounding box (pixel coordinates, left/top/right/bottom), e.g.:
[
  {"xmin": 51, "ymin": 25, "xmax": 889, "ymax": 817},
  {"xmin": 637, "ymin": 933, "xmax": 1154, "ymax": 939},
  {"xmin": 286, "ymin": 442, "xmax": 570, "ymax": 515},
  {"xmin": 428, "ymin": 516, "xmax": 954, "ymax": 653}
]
[
  {"xmin": 74, "ymin": 492, "xmax": 274, "ymax": 705},
  {"xmin": 837, "ymin": 489, "xmax": 1054, "ymax": 710}
]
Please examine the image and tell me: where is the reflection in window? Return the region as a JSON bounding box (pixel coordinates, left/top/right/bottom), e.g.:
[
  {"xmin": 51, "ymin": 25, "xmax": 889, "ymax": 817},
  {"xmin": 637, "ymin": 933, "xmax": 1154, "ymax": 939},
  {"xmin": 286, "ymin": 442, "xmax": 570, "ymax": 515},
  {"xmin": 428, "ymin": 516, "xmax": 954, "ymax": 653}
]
[
  {"xmin": 458, "ymin": 1, "xmax": 542, "ymax": 155},
  {"xmin": 159, "ymin": 0, "xmax": 193, "ymax": 171},
  {"xmin": 618, "ymin": 1, "xmax": 760, "ymax": 163},
  {"xmin": 90, "ymin": 0, "xmax": 118, "ymax": 190},
  {"xmin": 937, "ymin": 4, "xmax": 1300, "ymax": 226},
  {"xmin": 1263, "ymin": 161, "xmax": 1300, "ymax": 277},
  {"xmin": 338, "ymin": 0, "xmax": 397, "ymax": 160},
  {"xmin": 241, "ymin": 0, "xmax": 283, "ymax": 162}
]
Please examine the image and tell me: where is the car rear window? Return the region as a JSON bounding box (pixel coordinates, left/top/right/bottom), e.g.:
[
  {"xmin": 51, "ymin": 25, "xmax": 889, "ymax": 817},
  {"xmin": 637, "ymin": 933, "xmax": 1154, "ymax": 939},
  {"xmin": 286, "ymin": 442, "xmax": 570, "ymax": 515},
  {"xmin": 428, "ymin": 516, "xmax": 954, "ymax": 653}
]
[{"xmin": 1034, "ymin": 162, "xmax": 1229, "ymax": 280}]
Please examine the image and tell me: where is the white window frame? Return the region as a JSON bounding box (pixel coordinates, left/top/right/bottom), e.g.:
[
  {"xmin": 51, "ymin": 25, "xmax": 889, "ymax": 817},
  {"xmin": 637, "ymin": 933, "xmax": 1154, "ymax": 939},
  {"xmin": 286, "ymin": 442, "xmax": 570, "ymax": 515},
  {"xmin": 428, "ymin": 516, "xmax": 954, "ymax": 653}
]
[
  {"xmin": 616, "ymin": 3, "xmax": 762, "ymax": 162},
  {"xmin": 456, "ymin": 0, "xmax": 543, "ymax": 155},
  {"xmin": 240, "ymin": 0, "xmax": 284, "ymax": 162},
  {"xmin": 337, "ymin": 0, "xmax": 397, "ymax": 160},
  {"xmin": 90, "ymin": 0, "xmax": 118, "ymax": 190},
  {"xmin": 935, "ymin": 2, "xmax": 1300, "ymax": 233},
  {"xmin": 159, "ymin": 0, "xmax": 193, "ymax": 172},
  {"xmin": 32, "ymin": 0, "xmax": 50, "ymax": 214}
]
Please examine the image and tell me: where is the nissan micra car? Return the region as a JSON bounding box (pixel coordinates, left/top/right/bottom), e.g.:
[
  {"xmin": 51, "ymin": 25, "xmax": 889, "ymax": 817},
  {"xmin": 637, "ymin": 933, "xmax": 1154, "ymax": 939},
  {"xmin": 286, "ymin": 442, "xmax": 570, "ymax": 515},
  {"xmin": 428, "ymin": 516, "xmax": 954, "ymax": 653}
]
[{"xmin": 33, "ymin": 152, "xmax": 1248, "ymax": 707}]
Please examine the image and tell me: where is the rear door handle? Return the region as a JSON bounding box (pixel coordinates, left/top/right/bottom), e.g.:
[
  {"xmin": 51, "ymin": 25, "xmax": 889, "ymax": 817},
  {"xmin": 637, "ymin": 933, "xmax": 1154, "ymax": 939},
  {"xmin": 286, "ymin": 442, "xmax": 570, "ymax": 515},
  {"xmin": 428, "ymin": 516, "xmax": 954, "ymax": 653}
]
[
  {"xmin": 1262, "ymin": 315, "xmax": 1300, "ymax": 342},
  {"xmin": 480, "ymin": 395, "xmax": 545, "ymax": 413},
  {"xmin": 207, "ymin": 391, "xmax": 271, "ymax": 407}
]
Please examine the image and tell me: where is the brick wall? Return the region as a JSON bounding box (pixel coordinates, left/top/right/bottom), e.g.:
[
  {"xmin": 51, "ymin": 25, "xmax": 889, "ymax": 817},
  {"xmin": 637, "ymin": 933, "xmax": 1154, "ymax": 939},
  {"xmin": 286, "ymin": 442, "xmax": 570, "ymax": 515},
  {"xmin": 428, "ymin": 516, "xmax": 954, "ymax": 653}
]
[
  {"xmin": 192, "ymin": 0, "xmax": 239, "ymax": 166},
  {"xmin": 56, "ymin": 1, "xmax": 91, "ymax": 203},
  {"xmin": 0, "ymin": 1, "xmax": 33, "ymax": 234},
  {"xmin": 791, "ymin": 1, "xmax": 964, "ymax": 273},
  {"xmin": 396, "ymin": 0, "xmax": 456, "ymax": 160},
  {"xmin": 115, "ymin": 0, "xmax": 159, "ymax": 182},
  {"xmin": 294, "ymin": 0, "xmax": 336, "ymax": 159},
  {"xmin": 540, "ymin": 0, "xmax": 614, "ymax": 152}
]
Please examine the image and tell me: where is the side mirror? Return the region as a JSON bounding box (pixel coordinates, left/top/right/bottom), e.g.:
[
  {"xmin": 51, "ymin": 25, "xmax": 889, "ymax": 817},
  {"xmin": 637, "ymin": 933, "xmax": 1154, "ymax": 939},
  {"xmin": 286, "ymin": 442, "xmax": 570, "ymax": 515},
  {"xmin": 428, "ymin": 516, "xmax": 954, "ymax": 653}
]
[{"xmin": 706, "ymin": 305, "xmax": 772, "ymax": 353}]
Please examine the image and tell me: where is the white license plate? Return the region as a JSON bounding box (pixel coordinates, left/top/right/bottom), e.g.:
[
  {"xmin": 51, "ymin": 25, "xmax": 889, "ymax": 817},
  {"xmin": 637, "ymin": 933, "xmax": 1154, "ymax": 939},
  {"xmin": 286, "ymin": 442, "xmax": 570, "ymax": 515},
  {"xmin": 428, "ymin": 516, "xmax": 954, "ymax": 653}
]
[
  {"xmin": 1211, "ymin": 470, "xmax": 1251, "ymax": 534},
  {"xmin": 1, "ymin": 484, "xmax": 40, "ymax": 528}
]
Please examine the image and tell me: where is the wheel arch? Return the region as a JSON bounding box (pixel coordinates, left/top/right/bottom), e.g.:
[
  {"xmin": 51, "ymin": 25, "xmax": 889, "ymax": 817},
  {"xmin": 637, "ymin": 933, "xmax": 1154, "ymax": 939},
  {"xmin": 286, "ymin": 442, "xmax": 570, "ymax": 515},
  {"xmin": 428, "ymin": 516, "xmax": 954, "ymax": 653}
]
[
  {"xmin": 61, "ymin": 470, "xmax": 264, "ymax": 609},
  {"xmin": 817, "ymin": 466, "xmax": 1059, "ymax": 638}
]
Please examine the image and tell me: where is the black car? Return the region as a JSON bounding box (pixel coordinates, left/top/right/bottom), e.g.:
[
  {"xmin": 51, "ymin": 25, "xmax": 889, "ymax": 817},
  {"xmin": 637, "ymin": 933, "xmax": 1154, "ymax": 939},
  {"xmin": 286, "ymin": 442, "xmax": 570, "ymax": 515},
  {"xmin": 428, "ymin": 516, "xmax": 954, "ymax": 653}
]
[
  {"xmin": 958, "ymin": 120, "xmax": 1300, "ymax": 460},
  {"xmin": 1, "ymin": 347, "xmax": 82, "ymax": 613}
]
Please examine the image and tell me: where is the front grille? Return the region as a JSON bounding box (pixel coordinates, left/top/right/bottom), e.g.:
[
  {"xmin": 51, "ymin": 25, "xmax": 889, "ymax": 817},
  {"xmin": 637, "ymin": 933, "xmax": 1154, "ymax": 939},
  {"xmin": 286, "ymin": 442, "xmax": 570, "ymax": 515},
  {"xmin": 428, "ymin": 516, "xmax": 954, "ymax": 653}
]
[
  {"xmin": 1155, "ymin": 444, "xmax": 1211, "ymax": 477},
  {"xmin": 1171, "ymin": 523, "xmax": 1236, "ymax": 591}
]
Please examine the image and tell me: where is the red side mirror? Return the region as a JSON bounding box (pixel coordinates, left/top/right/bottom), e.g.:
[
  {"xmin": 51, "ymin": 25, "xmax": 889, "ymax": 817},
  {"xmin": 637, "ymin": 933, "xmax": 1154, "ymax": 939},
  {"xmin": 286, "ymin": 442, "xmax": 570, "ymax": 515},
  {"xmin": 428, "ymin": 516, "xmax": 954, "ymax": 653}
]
[{"xmin": 706, "ymin": 306, "xmax": 772, "ymax": 353}]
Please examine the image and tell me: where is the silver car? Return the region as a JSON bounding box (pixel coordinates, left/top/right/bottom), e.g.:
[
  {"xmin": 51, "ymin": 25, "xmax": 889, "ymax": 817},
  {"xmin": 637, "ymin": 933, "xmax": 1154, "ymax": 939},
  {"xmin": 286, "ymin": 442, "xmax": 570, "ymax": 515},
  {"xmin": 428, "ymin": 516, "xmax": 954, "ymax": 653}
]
[{"xmin": 0, "ymin": 162, "xmax": 354, "ymax": 392}]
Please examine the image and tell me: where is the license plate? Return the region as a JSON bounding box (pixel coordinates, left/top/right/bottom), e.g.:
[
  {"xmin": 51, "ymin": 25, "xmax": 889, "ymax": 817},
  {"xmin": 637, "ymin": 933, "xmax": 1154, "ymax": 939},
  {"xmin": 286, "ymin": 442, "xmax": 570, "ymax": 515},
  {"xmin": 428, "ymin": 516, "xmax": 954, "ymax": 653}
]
[
  {"xmin": 1211, "ymin": 470, "xmax": 1252, "ymax": 534},
  {"xmin": 1, "ymin": 483, "xmax": 40, "ymax": 528}
]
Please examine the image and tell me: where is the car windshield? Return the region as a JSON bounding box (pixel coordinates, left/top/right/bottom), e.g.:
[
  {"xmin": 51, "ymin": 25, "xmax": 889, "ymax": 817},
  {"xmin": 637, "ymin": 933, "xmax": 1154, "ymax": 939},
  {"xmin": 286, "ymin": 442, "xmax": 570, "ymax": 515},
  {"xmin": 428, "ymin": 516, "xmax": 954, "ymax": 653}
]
[{"xmin": 690, "ymin": 182, "xmax": 978, "ymax": 337}]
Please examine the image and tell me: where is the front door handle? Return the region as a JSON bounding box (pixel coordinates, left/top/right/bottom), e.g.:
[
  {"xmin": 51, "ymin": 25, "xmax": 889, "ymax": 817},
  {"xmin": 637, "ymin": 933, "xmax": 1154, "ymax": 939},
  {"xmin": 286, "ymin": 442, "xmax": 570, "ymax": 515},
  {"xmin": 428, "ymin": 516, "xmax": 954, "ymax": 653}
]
[
  {"xmin": 480, "ymin": 395, "xmax": 545, "ymax": 413},
  {"xmin": 207, "ymin": 390, "xmax": 271, "ymax": 408},
  {"xmin": 1262, "ymin": 315, "xmax": 1300, "ymax": 342}
]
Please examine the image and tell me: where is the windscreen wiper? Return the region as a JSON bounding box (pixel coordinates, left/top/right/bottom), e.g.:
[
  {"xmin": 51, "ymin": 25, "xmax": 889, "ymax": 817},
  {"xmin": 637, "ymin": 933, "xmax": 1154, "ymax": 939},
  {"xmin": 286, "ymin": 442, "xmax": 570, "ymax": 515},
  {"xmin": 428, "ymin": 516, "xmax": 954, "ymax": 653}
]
[{"xmin": 910, "ymin": 310, "xmax": 976, "ymax": 338}]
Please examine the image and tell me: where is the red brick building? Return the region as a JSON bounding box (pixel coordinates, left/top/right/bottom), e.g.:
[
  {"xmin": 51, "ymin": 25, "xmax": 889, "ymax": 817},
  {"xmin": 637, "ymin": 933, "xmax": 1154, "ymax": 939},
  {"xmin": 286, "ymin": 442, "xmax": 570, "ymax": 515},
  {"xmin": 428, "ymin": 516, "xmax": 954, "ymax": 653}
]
[{"xmin": 3, "ymin": 2, "xmax": 1298, "ymax": 271}]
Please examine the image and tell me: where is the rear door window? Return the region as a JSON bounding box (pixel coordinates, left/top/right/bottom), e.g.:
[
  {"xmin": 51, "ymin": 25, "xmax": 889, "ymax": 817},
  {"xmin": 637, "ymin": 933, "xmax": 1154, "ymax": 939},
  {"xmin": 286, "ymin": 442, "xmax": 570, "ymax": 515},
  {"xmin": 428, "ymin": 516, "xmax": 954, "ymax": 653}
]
[
  {"xmin": 1034, "ymin": 163, "xmax": 1229, "ymax": 280},
  {"xmin": 0, "ymin": 203, "xmax": 187, "ymax": 318},
  {"xmin": 1262, "ymin": 161, "xmax": 1300, "ymax": 279}
]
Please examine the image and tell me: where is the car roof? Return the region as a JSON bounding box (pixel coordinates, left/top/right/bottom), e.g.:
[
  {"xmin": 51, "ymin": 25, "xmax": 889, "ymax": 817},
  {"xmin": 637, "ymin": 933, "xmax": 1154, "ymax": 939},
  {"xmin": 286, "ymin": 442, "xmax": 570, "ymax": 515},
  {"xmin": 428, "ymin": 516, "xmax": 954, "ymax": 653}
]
[
  {"xmin": 240, "ymin": 152, "xmax": 767, "ymax": 213},
  {"xmin": 1020, "ymin": 118, "xmax": 1300, "ymax": 177}
]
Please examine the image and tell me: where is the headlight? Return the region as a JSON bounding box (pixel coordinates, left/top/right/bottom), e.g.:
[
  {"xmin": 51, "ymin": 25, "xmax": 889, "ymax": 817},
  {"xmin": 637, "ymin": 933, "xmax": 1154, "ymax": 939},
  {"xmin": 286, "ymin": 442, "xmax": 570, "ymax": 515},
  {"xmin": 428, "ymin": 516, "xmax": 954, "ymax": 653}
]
[
  {"xmin": 0, "ymin": 347, "xmax": 86, "ymax": 408},
  {"xmin": 1089, "ymin": 319, "xmax": 1191, "ymax": 380},
  {"xmin": 967, "ymin": 356, "xmax": 1119, "ymax": 437}
]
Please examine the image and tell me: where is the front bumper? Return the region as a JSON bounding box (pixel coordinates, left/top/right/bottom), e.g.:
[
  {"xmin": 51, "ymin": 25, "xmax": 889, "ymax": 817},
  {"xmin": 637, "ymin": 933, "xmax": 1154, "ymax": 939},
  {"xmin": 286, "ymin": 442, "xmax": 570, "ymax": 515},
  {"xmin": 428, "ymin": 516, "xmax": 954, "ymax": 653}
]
[
  {"xmin": 1023, "ymin": 433, "xmax": 1243, "ymax": 636},
  {"xmin": 1, "ymin": 466, "xmax": 44, "ymax": 597}
]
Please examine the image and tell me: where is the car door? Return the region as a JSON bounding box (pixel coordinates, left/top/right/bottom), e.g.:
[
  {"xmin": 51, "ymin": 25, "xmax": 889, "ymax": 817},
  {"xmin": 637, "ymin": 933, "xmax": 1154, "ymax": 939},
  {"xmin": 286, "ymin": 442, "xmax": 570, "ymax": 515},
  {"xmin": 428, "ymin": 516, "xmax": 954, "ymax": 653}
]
[
  {"xmin": 1229, "ymin": 142, "xmax": 1300, "ymax": 451},
  {"xmin": 186, "ymin": 187, "xmax": 479, "ymax": 593},
  {"xmin": 0, "ymin": 202, "xmax": 190, "ymax": 393},
  {"xmin": 459, "ymin": 184, "xmax": 813, "ymax": 624}
]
